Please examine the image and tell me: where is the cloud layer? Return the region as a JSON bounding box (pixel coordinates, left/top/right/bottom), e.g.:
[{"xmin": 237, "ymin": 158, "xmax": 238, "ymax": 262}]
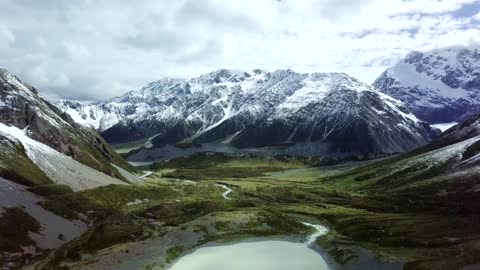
[{"xmin": 1, "ymin": 0, "xmax": 479, "ymax": 100}]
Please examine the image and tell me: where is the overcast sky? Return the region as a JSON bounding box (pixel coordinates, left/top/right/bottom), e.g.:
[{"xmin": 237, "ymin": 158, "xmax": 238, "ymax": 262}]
[{"xmin": 1, "ymin": 0, "xmax": 480, "ymax": 101}]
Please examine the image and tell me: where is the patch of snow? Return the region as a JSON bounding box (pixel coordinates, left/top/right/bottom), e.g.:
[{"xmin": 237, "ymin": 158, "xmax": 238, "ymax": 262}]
[
  {"xmin": 405, "ymin": 135, "xmax": 480, "ymax": 170},
  {"xmin": 112, "ymin": 164, "xmax": 142, "ymax": 183},
  {"xmin": 54, "ymin": 101, "xmax": 122, "ymax": 131},
  {"xmin": 432, "ymin": 122, "xmax": 458, "ymax": 132},
  {"xmin": 126, "ymin": 199, "xmax": 149, "ymax": 206},
  {"xmin": 35, "ymin": 108, "xmax": 67, "ymax": 129},
  {"xmin": 376, "ymin": 48, "xmax": 480, "ymax": 114},
  {"xmin": 0, "ymin": 70, "xmax": 36, "ymax": 100},
  {"xmin": 220, "ymin": 130, "xmax": 243, "ymax": 144},
  {"xmin": 145, "ymin": 134, "xmax": 161, "ymax": 149},
  {"xmin": 379, "ymin": 92, "xmax": 420, "ymax": 123},
  {"xmin": 185, "ymin": 96, "xmax": 240, "ymax": 141},
  {"xmin": 389, "ymin": 62, "xmax": 470, "ymax": 101},
  {"xmin": 65, "ymin": 108, "xmax": 88, "ymax": 126},
  {"xmin": 276, "ymin": 80, "xmax": 330, "ymax": 115},
  {"xmin": 371, "ymin": 107, "xmax": 386, "ymax": 115},
  {"xmin": 0, "ymin": 123, "xmax": 128, "ymax": 191},
  {"xmin": 140, "ymin": 171, "xmax": 153, "ymax": 179}
]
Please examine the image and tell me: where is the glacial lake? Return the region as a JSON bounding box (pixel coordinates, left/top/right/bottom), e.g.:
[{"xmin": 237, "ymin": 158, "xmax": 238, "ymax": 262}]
[{"xmin": 169, "ymin": 239, "xmax": 332, "ymax": 270}]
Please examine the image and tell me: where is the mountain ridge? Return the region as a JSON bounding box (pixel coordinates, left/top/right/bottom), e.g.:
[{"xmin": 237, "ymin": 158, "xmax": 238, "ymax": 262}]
[
  {"xmin": 374, "ymin": 46, "xmax": 480, "ymax": 124},
  {"xmin": 0, "ymin": 67, "xmax": 135, "ymax": 187},
  {"xmin": 55, "ymin": 69, "xmax": 440, "ymax": 159}
]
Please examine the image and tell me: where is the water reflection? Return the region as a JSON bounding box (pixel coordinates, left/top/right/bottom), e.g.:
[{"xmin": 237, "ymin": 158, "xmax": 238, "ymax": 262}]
[{"xmin": 169, "ymin": 240, "xmax": 331, "ymax": 270}]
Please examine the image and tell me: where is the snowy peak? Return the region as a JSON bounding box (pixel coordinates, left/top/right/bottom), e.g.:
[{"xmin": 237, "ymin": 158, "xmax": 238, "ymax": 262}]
[
  {"xmin": 0, "ymin": 67, "xmax": 38, "ymax": 96},
  {"xmin": 53, "ymin": 99, "xmax": 122, "ymax": 131},
  {"xmin": 400, "ymin": 47, "xmax": 480, "ymax": 91},
  {"xmin": 57, "ymin": 69, "xmax": 439, "ymax": 159},
  {"xmin": 0, "ymin": 68, "xmax": 72, "ymax": 131},
  {"xmin": 194, "ymin": 68, "xmax": 249, "ymax": 85},
  {"xmin": 57, "ymin": 70, "xmax": 376, "ymax": 132},
  {"xmin": 374, "ymin": 46, "xmax": 480, "ymax": 124}
]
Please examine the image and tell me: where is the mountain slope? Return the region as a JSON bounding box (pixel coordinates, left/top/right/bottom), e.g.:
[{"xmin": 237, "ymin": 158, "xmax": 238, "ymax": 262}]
[
  {"xmin": 54, "ymin": 100, "xmax": 123, "ymax": 132},
  {"xmin": 338, "ymin": 113, "xmax": 480, "ymax": 195},
  {"xmin": 0, "ymin": 123, "xmax": 127, "ymax": 191},
  {"xmin": 0, "ymin": 67, "xmax": 135, "ymax": 186},
  {"xmin": 57, "ymin": 70, "xmax": 439, "ymax": 159},
  {"xmin": 0, "ymin": 67, "xmax": 137, "ymax": 269},
  {"xmin": 373, "ymin": 46, "xmax": 480, "ymax": 124},
  {"xmin": 0, "ymin": 132, "xmax": 51, "ymax": 186},
  {"xmin": 28, "ymin": 114, "xmax": 480, "ymax": 270},
  {"xmin": 425, "ymin": 113, "xmax": 480, "ymax": 151}
]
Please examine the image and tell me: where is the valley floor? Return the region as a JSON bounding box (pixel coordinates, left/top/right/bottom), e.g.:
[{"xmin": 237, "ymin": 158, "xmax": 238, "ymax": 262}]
[{"xmin": 16, "ymin": 152, "xmax": 479, "ymax": 270}]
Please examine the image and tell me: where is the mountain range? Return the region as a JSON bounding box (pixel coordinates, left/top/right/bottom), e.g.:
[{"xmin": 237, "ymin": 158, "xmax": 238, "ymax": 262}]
[
  {"xmin": 1, "ymin": 46, "xmax": 480, "ymax": 270},
  {"xmin": 4, "ymin": 46, "xmax": 479, "ymax": 163},
  {"xmin": 55, "ymin": 69, "xmax": 440, "ymax": 160}
]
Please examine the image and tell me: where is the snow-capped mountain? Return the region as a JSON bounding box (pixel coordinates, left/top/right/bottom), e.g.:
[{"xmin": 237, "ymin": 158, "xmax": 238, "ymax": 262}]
[
  {"xmin": 57, "ymin": 69, "xmax": 439, "ymax": 158},
  {"xmin": 374, "ymin": 47, "xmax": 480, "ymax": 124},
  {"xmin": 0, "ymin": 67, "xmax": 134, "ymax": 187},
  {"xmin": 54, "ymin": 99, "xmax": 123, "ymax": 132}
]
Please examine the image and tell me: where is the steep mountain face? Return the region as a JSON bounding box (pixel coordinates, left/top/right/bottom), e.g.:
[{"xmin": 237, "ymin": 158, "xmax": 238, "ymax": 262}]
[
  {"xmin": 0, "ymin": 67, "xmax": 138, "ymax": 269},
  {"xmin": 0, "ymin": 67, "xmax": 134, "ymax": 185},
  {"xmin": 0, "ymin": 130, "xmax": 51, "ymax": 186},
  {"xmin": 57, "ymin": 70, "xmax": 439, "ymax": 159},
  {"xmin": 422, "ymin": 113, "xmax": 480, "ymax": 156},
  {"xmin": 54, "ymin": 100, "xmax": 123, "ymax": 132},
  {"xmin": 374, "ymin": 47, "xmax": 480, "ymax": 124},
  {"xmin": 357, "ymin": 112, "xmax": 480, "ymax": 194}
]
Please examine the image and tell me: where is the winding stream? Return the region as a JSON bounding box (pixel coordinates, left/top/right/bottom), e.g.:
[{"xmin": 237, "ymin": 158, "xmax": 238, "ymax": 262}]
[
  {"xmin": 216, "ymin": 184, "xmax": 233, "ymax": 200},
  {"xmin": 302, "ymin": 222, "xmax": 329, "ymax": 245}
]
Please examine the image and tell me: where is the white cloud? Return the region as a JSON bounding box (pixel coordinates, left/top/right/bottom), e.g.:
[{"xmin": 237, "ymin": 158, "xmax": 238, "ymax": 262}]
[
  {"xmin": 0, "ymin": 25, "xmax": 15, "ymax": 48},
  {"xmin": 0, "ymin": 0, "xmax": 479, "ymax": 100},
  {"xmin": 474, "ymin": 11, "xmax": 480, "ymax": 20},
  {"xmin": 51, "ymin": 73, "xmax": 70, "ymax": 88},
  {"xmin": 61, "ymin": 42, "xmax": 90, "ymax": 62}
]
